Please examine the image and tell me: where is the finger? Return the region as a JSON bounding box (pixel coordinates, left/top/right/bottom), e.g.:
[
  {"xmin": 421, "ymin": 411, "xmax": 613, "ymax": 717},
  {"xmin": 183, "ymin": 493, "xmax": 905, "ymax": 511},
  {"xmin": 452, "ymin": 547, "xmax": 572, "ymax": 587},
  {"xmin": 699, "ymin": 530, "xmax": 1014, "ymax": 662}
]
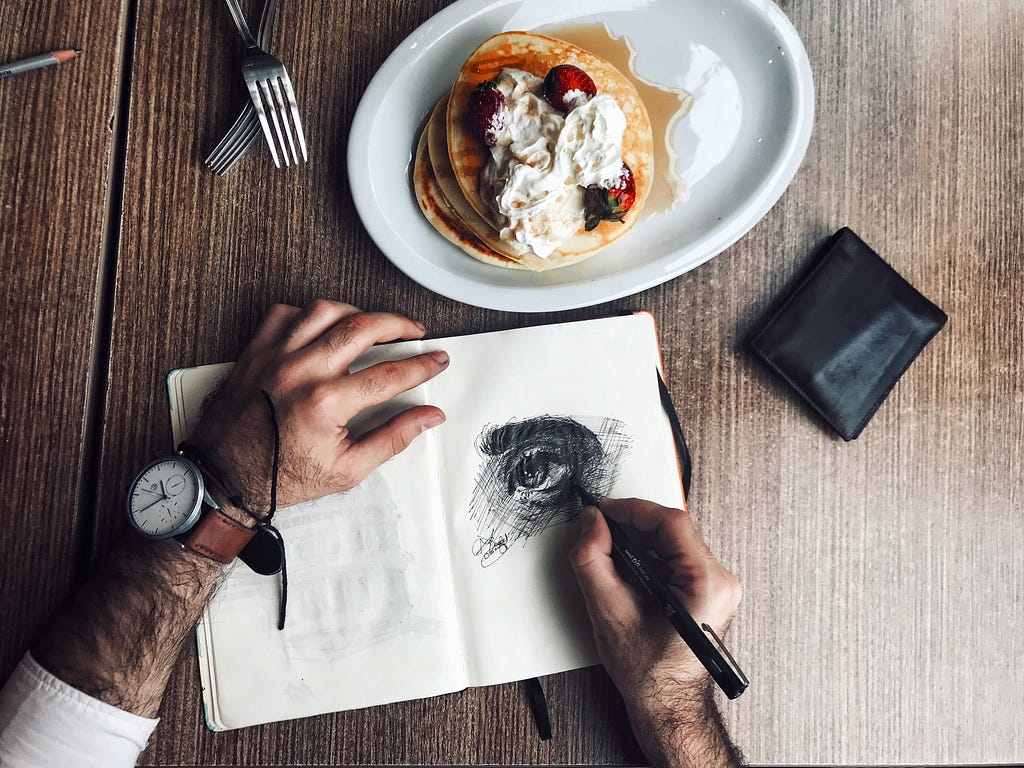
[
  {"xmin": 602, "ymin": 498, "xmax": 742, "ymax": 626},
  {"xmin": 253, "ymin": 303, "xmax": 303, "ymax": 347},
  {"xmin": 281, "ymin": 299, "xmax": 362, "ymax": 353},
  {"xmin": 570, "ymin": 507, "xmax": 643, "ymax": 628},
  {"xmin": 337, "ymin": 351, "xmax": 450, "ymax": 418},
  {"xmin": 338, "ymin": 405, "xmax": 446, "ymax": 486},
  {"xmin": 312, "ymin": 312, "xmax": 428, "ymax": 369},
  {"xmin": 600, "ymin": 497, "xmax": 714, "ymax": 566},
  {"xmin": 231, "ymin": 304, "xmax": 302, "ymax": 381}
]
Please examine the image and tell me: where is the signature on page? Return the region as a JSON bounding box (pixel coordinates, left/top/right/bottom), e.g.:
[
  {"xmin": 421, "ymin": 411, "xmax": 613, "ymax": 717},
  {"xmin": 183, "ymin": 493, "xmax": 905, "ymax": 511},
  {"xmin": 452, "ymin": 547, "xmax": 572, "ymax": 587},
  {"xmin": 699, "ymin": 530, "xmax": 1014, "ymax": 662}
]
[{"xmin": 472, "ymin": 533, "xmax": 510, "ymax": 567}]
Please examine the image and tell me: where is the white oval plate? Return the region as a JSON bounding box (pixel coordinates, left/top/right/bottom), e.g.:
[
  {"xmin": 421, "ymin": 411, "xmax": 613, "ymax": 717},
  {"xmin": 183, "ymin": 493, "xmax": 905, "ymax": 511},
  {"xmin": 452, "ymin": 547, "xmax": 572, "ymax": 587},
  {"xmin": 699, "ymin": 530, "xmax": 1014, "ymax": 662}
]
[{"xmin": 348, "ymin": 0, "xmax": 814, "ymax": 312}]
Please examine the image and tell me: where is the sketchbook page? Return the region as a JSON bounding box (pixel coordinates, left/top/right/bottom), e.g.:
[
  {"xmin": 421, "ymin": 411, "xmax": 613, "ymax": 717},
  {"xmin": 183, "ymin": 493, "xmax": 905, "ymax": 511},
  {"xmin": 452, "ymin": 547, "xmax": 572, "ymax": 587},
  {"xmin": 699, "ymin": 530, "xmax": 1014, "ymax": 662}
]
[
  {"xmin": 421, "ymin": 313, "xmax": 686, "ymax": 687},
  {"xmin": 168, "ymin": 358, "xmax": 466, "ymax": 730}
]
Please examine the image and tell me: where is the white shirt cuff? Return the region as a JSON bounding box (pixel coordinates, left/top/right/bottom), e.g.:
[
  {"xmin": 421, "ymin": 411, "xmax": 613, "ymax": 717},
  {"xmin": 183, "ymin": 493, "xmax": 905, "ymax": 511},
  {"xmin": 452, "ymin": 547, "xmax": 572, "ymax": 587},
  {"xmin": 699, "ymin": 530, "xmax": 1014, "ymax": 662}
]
[{"xmin": 0, "ymin": 652, "xmax": 158, "ymax": 768}]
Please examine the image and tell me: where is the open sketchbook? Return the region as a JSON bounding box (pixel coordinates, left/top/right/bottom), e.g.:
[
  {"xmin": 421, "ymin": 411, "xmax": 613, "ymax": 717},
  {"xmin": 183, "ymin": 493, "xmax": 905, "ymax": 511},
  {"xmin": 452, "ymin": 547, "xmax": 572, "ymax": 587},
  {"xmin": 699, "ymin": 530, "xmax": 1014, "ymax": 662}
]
[{"xmin": 168, "ymin": 313, "xmax": 685, "ymax": 730}]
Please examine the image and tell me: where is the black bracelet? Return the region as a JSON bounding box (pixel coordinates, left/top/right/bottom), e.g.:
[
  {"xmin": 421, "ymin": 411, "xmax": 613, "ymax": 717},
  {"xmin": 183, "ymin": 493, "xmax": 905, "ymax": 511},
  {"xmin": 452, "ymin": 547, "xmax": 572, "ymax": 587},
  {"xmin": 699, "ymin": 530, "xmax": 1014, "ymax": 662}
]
[{"xmin": 178, "ymin": 388, "xmax": 289, "ymax": 630}]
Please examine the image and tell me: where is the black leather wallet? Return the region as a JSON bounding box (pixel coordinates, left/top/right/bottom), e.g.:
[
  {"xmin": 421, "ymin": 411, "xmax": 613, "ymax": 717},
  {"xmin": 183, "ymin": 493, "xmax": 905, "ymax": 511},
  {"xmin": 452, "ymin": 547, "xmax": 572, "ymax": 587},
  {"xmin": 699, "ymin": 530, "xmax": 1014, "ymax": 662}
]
[{"xmin": 749, "ymin": 228, "xmax": 947, "ymax": 440}]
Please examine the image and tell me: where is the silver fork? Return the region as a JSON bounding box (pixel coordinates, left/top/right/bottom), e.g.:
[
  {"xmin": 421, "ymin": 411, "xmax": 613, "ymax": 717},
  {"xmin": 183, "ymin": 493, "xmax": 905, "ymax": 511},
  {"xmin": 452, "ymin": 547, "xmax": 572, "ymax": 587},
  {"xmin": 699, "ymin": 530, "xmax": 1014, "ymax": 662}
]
[
  {"xmin": 224, "ymin": 0, "xmax": 307, "ymax": 168},
  {"xmin": 204, "ymin": 0, "xmax": 277, "ymax": 175}
]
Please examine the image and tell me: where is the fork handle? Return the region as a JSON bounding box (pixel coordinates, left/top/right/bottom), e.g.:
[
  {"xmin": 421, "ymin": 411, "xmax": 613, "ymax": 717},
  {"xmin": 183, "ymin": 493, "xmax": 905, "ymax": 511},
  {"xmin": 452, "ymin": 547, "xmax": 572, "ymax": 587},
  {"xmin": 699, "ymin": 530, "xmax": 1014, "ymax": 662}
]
[
  {"xmin": 256, "ymin": 0, "xmax": 278, "ymax": 49},
  {"xmin": 224, "ymin": 0, "xmax": 259, "ymax": 48}
]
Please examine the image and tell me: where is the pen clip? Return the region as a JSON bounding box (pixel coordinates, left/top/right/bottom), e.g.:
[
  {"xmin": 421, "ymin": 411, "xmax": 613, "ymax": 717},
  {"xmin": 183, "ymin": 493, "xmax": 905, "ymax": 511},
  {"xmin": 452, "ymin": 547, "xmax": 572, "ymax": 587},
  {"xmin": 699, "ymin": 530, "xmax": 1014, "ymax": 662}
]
[{"xmin": 701, "ymin": 623, "xmax": 749, "ymax": 689}]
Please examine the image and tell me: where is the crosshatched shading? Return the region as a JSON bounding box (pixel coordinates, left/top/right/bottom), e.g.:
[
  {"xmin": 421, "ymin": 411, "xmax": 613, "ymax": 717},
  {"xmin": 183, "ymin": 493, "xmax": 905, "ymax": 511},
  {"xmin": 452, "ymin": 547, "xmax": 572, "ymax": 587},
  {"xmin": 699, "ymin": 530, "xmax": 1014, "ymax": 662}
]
[{"xmin": 469, "ymin": 415, "xmax": 631, "ymax": 565}]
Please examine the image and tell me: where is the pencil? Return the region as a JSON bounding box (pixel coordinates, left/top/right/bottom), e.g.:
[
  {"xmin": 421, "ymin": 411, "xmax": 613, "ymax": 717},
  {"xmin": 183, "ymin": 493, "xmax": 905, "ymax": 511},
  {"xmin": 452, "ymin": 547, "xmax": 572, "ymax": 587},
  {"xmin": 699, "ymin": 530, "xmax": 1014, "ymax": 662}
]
[{"xmin": 0, "ymin": 49, "xmax": 83, "ymax": 81}]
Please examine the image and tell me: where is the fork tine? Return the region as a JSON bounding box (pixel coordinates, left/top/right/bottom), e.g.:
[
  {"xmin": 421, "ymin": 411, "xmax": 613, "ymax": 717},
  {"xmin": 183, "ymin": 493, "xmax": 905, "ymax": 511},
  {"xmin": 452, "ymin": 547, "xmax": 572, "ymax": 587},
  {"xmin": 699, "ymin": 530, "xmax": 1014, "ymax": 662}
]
[
  {"xmin": 258, "ymin": 79, "xmax": 290, "ymax": 167},
  {"xmin": 279, "ymin": 76, "xmax": 307, "ymax": 162},
  {"xmin": 217, "ymin": 115, "xmax": 259, "ymax": 163},
  {"xmin": 269, "ymin": 77, "xmax": 299, "ymax": 165},
  {"xmin": 211, "ymin": 121, "xmax": 262, "ymax": 175},
  {"xmin": 213, "ymin": 137, "xmax": 258, "ymax": 175},
  {"xmin": 205, "ymin": 107, "xmax": 252, "ymax": 167},
  {"xmin": 207, "ymin": 114, "xmax": 256, "ymax": 169},
  {"xmin": 246, "ymin": 79, "xmax": 280, "ymax": 167}
]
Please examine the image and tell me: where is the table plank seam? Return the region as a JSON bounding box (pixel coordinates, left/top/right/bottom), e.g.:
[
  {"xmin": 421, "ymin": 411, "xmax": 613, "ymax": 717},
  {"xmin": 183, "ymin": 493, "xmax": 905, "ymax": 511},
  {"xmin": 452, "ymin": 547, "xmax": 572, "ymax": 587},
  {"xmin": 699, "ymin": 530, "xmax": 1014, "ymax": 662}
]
[{"xmin": 78, "ymin": 0, "xmax": 139, "ymax": 566}]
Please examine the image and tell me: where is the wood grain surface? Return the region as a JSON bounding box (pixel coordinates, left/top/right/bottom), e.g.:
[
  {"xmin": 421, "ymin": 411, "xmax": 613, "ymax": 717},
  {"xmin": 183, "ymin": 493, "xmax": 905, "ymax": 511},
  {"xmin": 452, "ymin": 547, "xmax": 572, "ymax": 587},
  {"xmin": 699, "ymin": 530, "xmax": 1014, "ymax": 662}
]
[
  {"xmin": 2, "ymin": 0, "xmax": 1021, "ymax": 764},
  {"xmin": 0, "ymin": 0, "xmax": 127, "ymax": 679}
]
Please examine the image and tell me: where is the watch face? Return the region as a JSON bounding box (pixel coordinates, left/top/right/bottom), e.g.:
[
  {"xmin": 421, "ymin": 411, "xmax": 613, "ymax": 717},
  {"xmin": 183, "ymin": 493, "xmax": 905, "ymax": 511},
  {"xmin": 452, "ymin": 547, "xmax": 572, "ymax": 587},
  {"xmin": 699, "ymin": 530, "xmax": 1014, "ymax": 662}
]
[{"xmin": 127, "ymin": 457, "xmax": 204, "ymax": 538}]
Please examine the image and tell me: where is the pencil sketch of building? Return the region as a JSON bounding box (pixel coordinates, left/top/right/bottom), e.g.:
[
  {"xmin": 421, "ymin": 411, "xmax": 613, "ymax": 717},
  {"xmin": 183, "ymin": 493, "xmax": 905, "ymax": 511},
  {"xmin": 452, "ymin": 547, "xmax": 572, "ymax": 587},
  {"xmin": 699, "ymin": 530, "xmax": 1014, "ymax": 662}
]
[{"xmin": 275, "ymin": 472, "xmax": 440, "ymax": 663}]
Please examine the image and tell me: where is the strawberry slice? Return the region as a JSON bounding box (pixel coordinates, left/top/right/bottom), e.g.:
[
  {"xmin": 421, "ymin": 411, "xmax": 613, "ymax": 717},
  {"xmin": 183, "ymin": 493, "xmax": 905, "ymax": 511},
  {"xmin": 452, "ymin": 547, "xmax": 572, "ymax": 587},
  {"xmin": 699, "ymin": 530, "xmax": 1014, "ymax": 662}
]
[
  {"xmin": 542, "ymin": 64, "xmax": 597, "ymax": 112},
  {"xmin": 583, "ymin": 163, "xmax": 636, "ymax": 231},
  {"xmin": 468, "ymin": 81, "xmax": 508, "ymax": 147}
]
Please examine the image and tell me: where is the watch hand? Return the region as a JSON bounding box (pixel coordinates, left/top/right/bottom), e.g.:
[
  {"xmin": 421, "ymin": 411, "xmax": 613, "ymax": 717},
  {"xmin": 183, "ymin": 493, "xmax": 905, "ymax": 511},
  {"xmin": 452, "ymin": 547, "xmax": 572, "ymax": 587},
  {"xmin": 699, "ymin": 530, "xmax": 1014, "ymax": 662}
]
[
  {"xmin": 136, "ymin": 496, "xmax": 164, "ymax": 513},
  {"xmin": 137, "ymin": 487, "xmax": 163, "ymax": 499},
  {"xmin": 159, "ymin": 480, "xmax": 169, "ymax": 499}
]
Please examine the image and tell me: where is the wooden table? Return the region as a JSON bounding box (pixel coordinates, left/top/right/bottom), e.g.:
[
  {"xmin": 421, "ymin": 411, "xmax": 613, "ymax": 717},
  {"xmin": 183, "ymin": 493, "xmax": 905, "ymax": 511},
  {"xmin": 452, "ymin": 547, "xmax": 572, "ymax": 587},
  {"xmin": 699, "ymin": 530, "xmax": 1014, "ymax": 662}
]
[{"xmin": 2, "ymin": 0, "xmax": 1022, "ymax": 764}]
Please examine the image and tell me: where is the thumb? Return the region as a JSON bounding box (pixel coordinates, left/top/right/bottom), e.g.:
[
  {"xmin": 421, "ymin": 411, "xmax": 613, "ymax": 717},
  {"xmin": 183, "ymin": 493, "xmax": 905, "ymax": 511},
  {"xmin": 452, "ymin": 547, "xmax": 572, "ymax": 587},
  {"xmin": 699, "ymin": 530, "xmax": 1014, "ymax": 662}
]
[{"xmin": 570, "ymin": 506, "xmax": 640, "ymax": 627}]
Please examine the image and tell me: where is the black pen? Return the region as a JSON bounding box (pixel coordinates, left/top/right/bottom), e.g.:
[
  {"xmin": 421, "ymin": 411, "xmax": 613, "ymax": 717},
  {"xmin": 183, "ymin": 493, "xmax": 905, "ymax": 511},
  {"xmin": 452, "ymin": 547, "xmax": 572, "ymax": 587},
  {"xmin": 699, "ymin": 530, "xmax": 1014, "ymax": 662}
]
[{"xmin": 573, "ymin": 484, "xmax": 749, "ymax": 699}]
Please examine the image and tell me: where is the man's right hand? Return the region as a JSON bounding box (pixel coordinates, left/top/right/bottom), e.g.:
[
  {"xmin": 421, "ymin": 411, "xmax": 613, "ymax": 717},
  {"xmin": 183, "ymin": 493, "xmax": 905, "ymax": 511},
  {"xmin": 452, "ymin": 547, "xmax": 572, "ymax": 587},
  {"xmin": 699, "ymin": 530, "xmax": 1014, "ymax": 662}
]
[{"xmin": 570, "ymin": 497, "xmax": 744, "ymax": 768}]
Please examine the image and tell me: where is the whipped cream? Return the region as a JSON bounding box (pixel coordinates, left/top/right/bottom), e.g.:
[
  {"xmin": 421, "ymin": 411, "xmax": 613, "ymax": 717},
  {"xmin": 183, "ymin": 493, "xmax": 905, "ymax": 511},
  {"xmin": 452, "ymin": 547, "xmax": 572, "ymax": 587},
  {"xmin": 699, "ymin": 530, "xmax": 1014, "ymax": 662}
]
[{"xmin": 480, "ymin": 68, "xmax": 626, "ymax": 258}]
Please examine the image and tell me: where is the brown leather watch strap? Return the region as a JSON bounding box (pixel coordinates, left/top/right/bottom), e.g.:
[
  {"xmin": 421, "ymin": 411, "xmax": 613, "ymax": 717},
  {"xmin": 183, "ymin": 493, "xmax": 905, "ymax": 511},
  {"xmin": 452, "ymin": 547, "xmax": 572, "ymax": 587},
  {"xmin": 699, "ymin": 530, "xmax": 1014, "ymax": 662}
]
[{"xmin": 180, "ymin": 508, "xmax": 256, "ymax": 564}]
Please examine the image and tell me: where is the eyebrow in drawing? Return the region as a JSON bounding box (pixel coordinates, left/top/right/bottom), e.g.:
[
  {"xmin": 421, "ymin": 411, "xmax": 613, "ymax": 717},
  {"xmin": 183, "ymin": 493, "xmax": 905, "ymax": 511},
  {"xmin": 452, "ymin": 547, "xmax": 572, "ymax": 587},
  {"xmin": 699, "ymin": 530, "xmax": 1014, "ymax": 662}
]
[{"xmin": 468, "ymin": 415, "xmax": 631, "ymax": 566}]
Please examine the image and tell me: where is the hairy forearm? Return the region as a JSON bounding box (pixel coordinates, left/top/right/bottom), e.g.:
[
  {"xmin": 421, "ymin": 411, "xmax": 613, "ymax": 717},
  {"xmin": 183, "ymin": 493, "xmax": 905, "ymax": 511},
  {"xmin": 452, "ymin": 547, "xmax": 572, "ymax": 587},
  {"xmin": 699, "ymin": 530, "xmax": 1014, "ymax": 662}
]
[
  {"xmin": 626, "ymin": 680, "xmax": 744, "ymax": 768},
  {"xmin": 32, "ymin": 537, "xmax": 224, "ymax": 718}
]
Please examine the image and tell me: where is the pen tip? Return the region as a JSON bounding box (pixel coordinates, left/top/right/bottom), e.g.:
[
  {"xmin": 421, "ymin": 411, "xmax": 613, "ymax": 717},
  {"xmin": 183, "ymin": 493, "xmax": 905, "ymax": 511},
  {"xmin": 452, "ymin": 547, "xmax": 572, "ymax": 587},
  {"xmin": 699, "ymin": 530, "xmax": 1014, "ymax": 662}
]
[{"xmin": 74, "ymin": 49, "xmax": 84, "ymax": 56}]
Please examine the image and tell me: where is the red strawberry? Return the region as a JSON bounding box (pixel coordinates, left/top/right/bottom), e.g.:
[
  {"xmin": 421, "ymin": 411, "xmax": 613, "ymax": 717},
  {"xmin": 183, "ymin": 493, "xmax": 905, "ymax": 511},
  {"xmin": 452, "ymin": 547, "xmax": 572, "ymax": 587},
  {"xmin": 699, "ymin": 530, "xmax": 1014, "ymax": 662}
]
[
  {"xmin": 583, "ymin": 163, "xmax": 636, "ymax": 231},
  {"xmin": 542, "ymin": 64, "xmax": 597, "ymax": 112},
  {"xmin": 468, "ymin": 81, "xmax": 508, "ymax": 146}
]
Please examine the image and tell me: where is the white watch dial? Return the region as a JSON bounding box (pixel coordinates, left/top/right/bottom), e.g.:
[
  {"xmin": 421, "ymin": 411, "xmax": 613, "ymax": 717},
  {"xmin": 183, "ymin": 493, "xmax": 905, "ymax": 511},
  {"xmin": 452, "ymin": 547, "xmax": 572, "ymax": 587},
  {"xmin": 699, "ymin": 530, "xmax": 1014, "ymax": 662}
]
[{"xmin": 127, "ymin": 458, "xmax": 203, "ymax": 538}]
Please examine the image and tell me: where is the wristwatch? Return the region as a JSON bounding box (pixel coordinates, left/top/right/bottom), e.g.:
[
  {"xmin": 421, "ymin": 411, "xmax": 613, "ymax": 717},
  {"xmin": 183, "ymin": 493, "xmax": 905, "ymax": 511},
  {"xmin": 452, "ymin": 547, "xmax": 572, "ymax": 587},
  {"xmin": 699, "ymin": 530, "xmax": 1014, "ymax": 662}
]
[{"xmin": 126, "ymin": 454, "xmax": 255, "ymax": 564}]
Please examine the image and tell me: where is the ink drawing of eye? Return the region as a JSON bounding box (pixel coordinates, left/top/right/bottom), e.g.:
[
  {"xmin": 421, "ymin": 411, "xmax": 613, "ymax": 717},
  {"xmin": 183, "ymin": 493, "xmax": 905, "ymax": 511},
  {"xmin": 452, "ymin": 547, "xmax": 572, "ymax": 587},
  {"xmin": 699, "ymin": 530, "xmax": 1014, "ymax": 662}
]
[{"xmin": 469, "ymin": 415, "xmax": 631, "ymax": 566}]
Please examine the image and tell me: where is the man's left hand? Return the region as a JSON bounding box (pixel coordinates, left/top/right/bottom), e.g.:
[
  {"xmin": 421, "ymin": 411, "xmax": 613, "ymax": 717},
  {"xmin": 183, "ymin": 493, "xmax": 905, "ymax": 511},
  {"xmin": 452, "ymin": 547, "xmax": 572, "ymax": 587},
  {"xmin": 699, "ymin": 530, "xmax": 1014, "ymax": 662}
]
[{"xmin": 189, "ymin": 300, "xmax": 449, "ymax": 514}]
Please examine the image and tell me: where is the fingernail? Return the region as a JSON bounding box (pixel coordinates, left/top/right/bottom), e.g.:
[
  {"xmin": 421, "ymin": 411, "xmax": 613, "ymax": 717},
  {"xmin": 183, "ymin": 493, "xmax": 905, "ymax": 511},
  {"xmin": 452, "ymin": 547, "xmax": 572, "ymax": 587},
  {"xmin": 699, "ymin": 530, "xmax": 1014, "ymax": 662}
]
[
  {"xmin": 424, "ymin": 411, "xmax": 446, "ymax": 429},
  {"xmin": 430, "ymin": 350, "xmax": 450, "ymax": 366},
  {"xmin": 413, "ymin": 320, "xmax": 427, "ymax": 333}
]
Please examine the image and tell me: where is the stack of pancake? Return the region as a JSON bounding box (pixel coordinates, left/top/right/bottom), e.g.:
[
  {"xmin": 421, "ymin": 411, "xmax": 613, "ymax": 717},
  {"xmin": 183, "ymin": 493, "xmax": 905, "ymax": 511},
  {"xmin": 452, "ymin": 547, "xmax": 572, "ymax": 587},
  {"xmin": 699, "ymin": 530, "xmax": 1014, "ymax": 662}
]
[{"xmin": 413, "ymin": 31, "xmax": 654, "ymax": 272}]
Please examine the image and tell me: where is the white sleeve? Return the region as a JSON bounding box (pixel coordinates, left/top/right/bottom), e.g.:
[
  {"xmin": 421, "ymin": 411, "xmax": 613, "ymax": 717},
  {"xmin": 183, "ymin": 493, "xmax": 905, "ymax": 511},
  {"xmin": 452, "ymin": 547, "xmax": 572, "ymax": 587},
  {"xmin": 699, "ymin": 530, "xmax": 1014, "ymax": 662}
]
[{"xmin": 0, "ymin": 652, "xmax": 158, "ymax": 768}]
